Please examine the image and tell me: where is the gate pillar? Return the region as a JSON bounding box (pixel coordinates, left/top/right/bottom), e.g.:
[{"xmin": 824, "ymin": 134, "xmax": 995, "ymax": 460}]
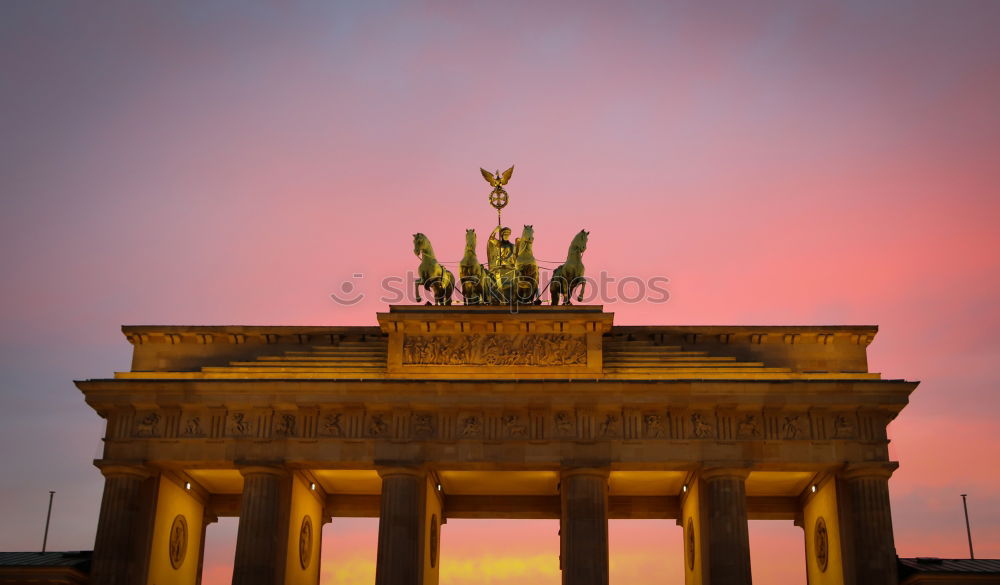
[
  {"xmin": 681, "ymin": 468, "xmax": 752, "ymax": 585},
  {"xmin": 231, "ymin": 466, "xmax": 323, "ymax": 585},
  {"xmin": 91, "ymin": 464, "xmax": 155, "ymax": 585},
  {"xmin": 837, "ymin": 463, "xmax": 898, "ymax": 585},
  {"xmin": 559, "ymin": 468, "xmax": 610, "ymax": 585},
  {"xmin": 232, "ymin": 466, "xmax": 291, "ymax": 585},
  {"xmin": 375, "ymin": 467, "xmax": 442, "ymax": 585}
]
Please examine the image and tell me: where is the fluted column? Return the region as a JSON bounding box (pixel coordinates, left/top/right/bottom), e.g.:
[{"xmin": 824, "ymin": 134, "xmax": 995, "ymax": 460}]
[
  {"xmin": 560, "ymin": 468, "xmax": 609, "ymax": 585},
  {"xmin": 701, "ymin": 468, "xmax": 751, "ymax": 585},
  {"xmin": 233, "ymin": 466, "xmax": 290, "ymax": 585},
  {"xmin": 375, "ymin": 467, "xmax": 427, "ymax": 585},
  {"xmin": 91, "ymin": 465, "xmax": 154, "ymax": 585},
  {"xmin": 839, "ymin": 463, "xmax": 898, "ymax": 585}
]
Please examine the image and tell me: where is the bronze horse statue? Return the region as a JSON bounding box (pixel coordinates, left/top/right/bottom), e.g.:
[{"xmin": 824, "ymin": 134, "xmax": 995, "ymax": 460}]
[
  {"xmin": 551, "ymin": 229, "xmax": 589, "ymax": 305},
  {"xmin": 413, "ymin": 232, "xmax": 454, "ymax": 305},
  {"xmin": 513, "ymin": 224, "xmax": 539, "ymax": 304},
  {"xmin": 458, "ymin": 228, "xmax": 494, "ymax": 305}
]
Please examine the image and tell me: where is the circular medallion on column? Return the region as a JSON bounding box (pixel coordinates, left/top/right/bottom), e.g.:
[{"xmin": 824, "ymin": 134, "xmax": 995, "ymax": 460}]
[
  {"xmin": 815, "ymin": 516, "xmax": 829, "ymax": 572},
  {"xmin": 299, "ymin": 515, "xmax": 313, "ymax": 570},
  {"xmin": 430, "ymin": 514, "xmax": 439, "ymax": 568},
  {"xmin": 685, "ymin": 518, "xmax": 696, "ymax": 570},
  {"xmin": 168, "ymin": 514, "xmax": 188, "ymax": 569}
]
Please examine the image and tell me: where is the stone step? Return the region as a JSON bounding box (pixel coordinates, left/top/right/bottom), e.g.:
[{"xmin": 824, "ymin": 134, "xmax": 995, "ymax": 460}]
[
  {"xmin": 226, "ymin": 360, "xmax": 383, "ymax": 368},
  {"xmin": 276, "ymin": 352, "xmax": 387, "ymax": 359},
  {"xmin": 203, "ymin": 365, "xmax": 387, "ymax": 373},
  {"xmin": 603, "ymin": 366, "xmax": 792, "ymax": 374},
  {"xmin": 604, "ymin": 355, "xmax": 736, "ymax": 364},
  {"xmin": 604, "ymin": 361, "xmax": 769, "ymax": 368},
  {"xmin": 603, "ymin": 344, "xmax": 683, "ymax": 351},
  {"xmin": 259, "ymin": 355, "xmax": 387, "ymax": 362},
  {"xmin": 604, "ymin": 350, "xmax": 712, "ymax": 357},
  {"xmin": 312, "ymin": 338, "xmax": 389, "ymax": 349},
  {"xmin": 298, "ymin": 351, "xmax": 387, "ymax": 357}
]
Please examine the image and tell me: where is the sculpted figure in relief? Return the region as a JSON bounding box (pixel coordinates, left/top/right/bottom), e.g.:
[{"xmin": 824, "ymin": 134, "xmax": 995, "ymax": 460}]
[
  {"xmin": 230, "ymin": 413, "xmax": 252, "ymax": 436},
  {"xmin": 368, "ymin": 414, "xmax": 389, "ymax": 437},
  {"xmin": 600, "ymin": 414, "xmax": 619, "ymax": 437},
  {"xmin": 402, "ymin": 334, "xmax": 586, "ymax": 366},
  {"xmin": 503, "ymin": 414, "xmax": 528, "ymax": 438},
  {"xmin": 460, "ymin": 416, "xmax": 482, "ymax": 438},
  {"xmin": 691, "ymin": 413, "xmax": 714, "ymax": 438},
  {"xmin": 135, "ymin": 413, "xmax": 160, "ymax": 437},
  {"xmin": 275, "ymin": 414, "xmax": 296, "ymax": 436},
  {"xmin": 554, "ymin": 412, "xmax": 575, "ymax": 436},
  {"xmin": 737, "ymin": 414, "xmax": 762, "ymax": 438},
  {"xmin": 412, "ymin": 414, "xmax": 435, "ymax": 437},
  {"xmin": 833, "ymin": 414, "xmax": 855, "ymax": 438},
  {"xmin": 322, "ymin": 413, "xmax": 344, "ymax": 436},
  {"xmin": 782, "ymin": 415, "xmax": 806, "ymax": 439},
  {"xmin": 645, "ymin": 414, "xmax": 664, "ymax": 438},
  {"xmin": 183, "ymin": 416, "xmax": 202, "ymax": 436}
]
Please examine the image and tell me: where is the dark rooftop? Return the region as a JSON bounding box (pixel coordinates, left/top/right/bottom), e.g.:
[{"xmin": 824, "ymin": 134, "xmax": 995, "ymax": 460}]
[
  {"xmin": 0, "ymin": 550, "xmax": 91, "ymax": 570},
  {"xmin": 900, "ymin": 557, "xmax": 1000, "ymax": 575}
]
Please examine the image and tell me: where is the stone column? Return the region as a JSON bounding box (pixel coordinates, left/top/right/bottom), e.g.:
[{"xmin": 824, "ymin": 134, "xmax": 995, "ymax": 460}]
[
  {"xmin": 701, "ymin": 468, "xmax": 751, "ymax": 585},
  {"xmin": 375, "ymin": 468, "xmax": 427, "ymax": 585},
  {"xmin": 233, "ymin": 466, "xmax": 291, "ymax": 585},
  {"xmin": 91, "ymin": 464, "xmax": 154, "ymax": 585},
  {"xmin": 559, "ymin": 468, "xmax": 610, "ymax": 585},
  {"xmin": 838, "ymin": 463, "xmax": 898, "ymax": 585}
]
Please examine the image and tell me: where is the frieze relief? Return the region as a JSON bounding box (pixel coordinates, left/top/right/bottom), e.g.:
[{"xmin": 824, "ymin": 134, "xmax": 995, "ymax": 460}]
[
  {"xmin": 134, "ymin": 412, "xmax": 161, "ymax": 437},
  {"xmin": 644, "ymin": 414, "xmax": 665, "ymax": 438},
  {"xmin": 553, "ymin": 411, "xmax": 576, "ymax": 437},
  {"xmin": 690, "ymin": 413, "xmax": 715, "ymax": 439},
  {"xmin": 459, "ymin": 414, "xmax": 483, "ymax": 439},
  {"xmin": 113, "ymin": 407, "xmax": 886, "ymax": 443},
  {"xmin": 737, "ymin": 414, "xmax": 763, "ymax": 439},
  {"xmin": 274, "ymin": 413, "xmax": 297, "ymax": 437},
  {"xmin": 781, "ymin": 415, "xmax": 808, "ymax": 439},
  {"xmin": 402, "ymin": 334, "xmax": 586, "ymax": 366},
  {"xmin": 228, "ymin": 412, "xmax": 255, "ymax": 437},
  {"xmin": 832, "ymin": 413, "xmax": 857, "ymax": 439},
  {"xmin": 182, "ymin": 415, "xmax": 205, "ymax": 437}
]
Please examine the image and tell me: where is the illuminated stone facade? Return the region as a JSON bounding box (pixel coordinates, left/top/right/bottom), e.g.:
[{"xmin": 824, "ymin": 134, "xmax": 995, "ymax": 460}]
[{"xmin": 77, "ymin": 305, "xmax": 916, "ymax": 585}]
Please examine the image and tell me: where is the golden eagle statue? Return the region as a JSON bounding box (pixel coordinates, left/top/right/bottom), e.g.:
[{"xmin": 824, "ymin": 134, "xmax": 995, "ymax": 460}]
[{"xmin": 480, "ymin": 165, "xmax": 514, "ymax": 189}]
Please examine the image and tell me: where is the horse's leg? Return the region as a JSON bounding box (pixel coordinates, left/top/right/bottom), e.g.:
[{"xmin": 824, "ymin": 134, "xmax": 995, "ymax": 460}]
[
  {"xmin": 415, "ymin": 278, "xmax": 423, "ymax": 303},
  {"xmin": 576, "ymin": 277, "xmax": 586, "ymax": 303}
]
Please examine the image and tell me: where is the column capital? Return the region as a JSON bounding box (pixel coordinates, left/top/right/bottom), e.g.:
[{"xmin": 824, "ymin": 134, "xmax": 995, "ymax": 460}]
[
  {"xmin": 376, "ymin": 466, "xmax": 427, "ymax": 479},
  {"xmin": 840, "ymin": 462, "xmax": 898, "ymax": 481},
  {"xmin": 700, "ymin": 466, "xmax": 751, "ymax": 481},
  {"xmin": 95, "ymin": 461, "xmax": 152, "ymax": 479},
  {"xmin": 560, "ymin": 467, "xmax": 610, "ymax": 481},
  {"xmin": 237, "ymin": 463, "xmax": 289, "ymax": 478}
]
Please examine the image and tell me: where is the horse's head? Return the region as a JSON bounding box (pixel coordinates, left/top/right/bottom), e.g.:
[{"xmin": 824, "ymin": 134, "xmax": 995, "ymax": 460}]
[
  {"xmin": 465, "ymin": 228, "xmax": 476, "ymax": 248},
  {"xmin": 520, "ymin": 224, "xmax": 534, "ymax": 243},
  {"xmin": 572, "ymin": 229, "xmax": 589, "ymax": 253},
  {"xmin": 413, "ymin": 233, "xmax": 427, "ymax": 257}
]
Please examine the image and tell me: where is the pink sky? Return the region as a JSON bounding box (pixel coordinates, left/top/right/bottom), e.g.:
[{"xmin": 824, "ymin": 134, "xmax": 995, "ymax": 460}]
[{"xmin": 2, "ymin": 2, "xmax": 999, "ymax": 583}]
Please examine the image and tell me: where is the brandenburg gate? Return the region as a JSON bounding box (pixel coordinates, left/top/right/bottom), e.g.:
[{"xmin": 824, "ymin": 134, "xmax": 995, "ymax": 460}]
[
  {"xmin": 78, "ymin": 166, "xmax": 915, "ymax": 585},
  {"xmin": 78, "ymin": 305, "xmax": 916, "ymax": 585}
]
